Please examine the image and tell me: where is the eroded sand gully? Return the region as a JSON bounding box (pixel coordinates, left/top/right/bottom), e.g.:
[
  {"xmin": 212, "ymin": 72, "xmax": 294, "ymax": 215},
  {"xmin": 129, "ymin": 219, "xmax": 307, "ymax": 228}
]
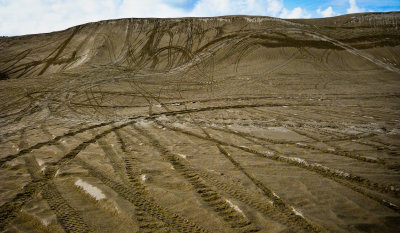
[{"xmin": 1, "ymin": 13, "xmax": 400, "ymax": 232}]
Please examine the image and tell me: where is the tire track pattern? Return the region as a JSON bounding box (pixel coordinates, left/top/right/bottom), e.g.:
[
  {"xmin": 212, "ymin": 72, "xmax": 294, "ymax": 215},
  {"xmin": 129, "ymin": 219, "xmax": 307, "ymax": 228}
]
[
  {"xmin": 118, "ymin": 129, "xmax": 190, "ymax": 232},
  {"xmin": 131, "ymin": 125, "xmax": 260, "ymax": 233},
  {"xmin": 79, "ymin": 160, "xmax": 209, "ymax": 233},
  {"xmin": 288, "ymin": 127, "xmax": 383, "ymax": 164},
  {"xmin": 41, "ymin": 182, "xmax": 92, "ymax": 233},
  {"xmin": 124, "ymin": 157, "xmax": 172, "ymax": 233},
  {"xmin": 215, "ymin": 145, "xmax": 323, "ymax": 233},
  {"xmin": 0, "ymin": 121, "xmax": 113, "ymax": 167},
  {"xmin": 156, "ymin": 121, "xmax": 400, "ymax": 213},
  {"xmin": 212, "ymin": 126, "xmax": 382, "ymax": 164},
  {"xmin": 0, "ymin": 180, "xmax": 45, "ymax": 231},
  {"xmin": 195, "ymin": 168, "xmax": 320, "ymax": 233},
  {"xmin": 0, "ymin": 121, "xmax": 127, "ymax": 231}
]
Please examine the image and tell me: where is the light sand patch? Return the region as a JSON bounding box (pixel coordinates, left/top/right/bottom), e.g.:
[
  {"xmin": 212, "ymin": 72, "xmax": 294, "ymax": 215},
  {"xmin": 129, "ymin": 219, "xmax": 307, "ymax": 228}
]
[
  {"xmin": 226, "ymin": 199, "xmax": 245, "ymax": 217},
  {"xmin": 75, "ymin": 179, "xmax": 106, "ymax": 201},
  {"xmin": 291, "ymin": 206, "xmax": 304, "ymax": 218},
  {"xmin": 172, "ymin": 122, "xmax": 186, "ymax": 128},
  {"xmin": 136, "ymin": 120, "xmax": 151, "ymax": 127},
  {"xmin": 268, "ymin": 127, "xmax": 291, "ymax": 133},
  {"xmin": 40, "ymin": 218, "xmax": 50, "ymax": 227},
  {"xmin": 177, "ymin": 153, "xmax": 187, "ymax": 159},
  {"xmin": 157, "ymin": 115, "xmax": 169, "ymax": 121},
  {"xmin": 388, "ymin": 128, "xmax": 400, "ymax": 135},
  {"xmin": 296, "ymin": 142, "xmax": 307, "ymax": 146},
  {"xmin": 282, "ymin": 156, "xmax": 308, "ymax": 165},
  {"xmin": 140, "ymin": 174, "xmax": 147, "ymax": 183},
  {"xmin": 36, "ymin": 158, "xmax": 45, "ymax": 166},
  {"xmin": 311, "ymin": 163, "xmax": 350, "ymax": 178},
  {"xmin": 262, "ymin": 151, "xmax": 276, "ymax": 157},
  {"xmin": 390, "ymin": 186, "xmax": 400, "ymax": 192},
  {"xmin": 12, "ymin": 144, "xmax": 19, "ymax": 152},
  {"xmin": 383, "ymin": 200, "xmax": 399, "ymax": 208}
]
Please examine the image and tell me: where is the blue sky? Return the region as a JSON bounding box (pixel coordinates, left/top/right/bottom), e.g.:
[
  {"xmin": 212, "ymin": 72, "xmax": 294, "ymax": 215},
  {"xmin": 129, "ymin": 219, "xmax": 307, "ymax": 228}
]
[{"xmin": 0, "ymin": 0, "xmax": 399, "ymax": 36}]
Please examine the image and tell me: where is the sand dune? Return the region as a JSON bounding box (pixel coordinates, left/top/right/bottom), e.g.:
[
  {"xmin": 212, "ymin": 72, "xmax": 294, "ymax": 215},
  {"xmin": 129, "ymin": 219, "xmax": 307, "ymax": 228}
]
[{"xmin": 0, "ymin": 12, "xmax": 400, "ymax": 232}]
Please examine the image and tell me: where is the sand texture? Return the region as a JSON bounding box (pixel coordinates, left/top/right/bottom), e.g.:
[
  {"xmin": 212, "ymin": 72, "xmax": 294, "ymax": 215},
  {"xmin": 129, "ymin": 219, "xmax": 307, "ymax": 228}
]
[{"xmin": 1, "ymin": 12, "xmax": 400, "ymax": 232}]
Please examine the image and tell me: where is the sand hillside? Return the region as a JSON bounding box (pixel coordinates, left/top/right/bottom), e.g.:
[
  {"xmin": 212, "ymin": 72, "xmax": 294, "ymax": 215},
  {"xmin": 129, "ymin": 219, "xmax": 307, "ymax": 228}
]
[{"xmin": 0, "ymin": 12, "xmax": 400, "ymax": 232}]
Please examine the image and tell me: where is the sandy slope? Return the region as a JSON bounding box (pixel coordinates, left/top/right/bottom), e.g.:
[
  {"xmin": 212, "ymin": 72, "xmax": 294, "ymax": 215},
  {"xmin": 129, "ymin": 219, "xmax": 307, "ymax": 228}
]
[{"xmin": 0, "ymin": 12, "xmax": 400, "ymax": 232}]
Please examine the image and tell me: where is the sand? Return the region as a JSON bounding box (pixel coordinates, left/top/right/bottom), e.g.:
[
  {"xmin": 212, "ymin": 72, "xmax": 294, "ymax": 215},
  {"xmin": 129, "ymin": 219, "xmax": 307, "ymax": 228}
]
[{"xmin": 0, "ymin": 12, "xmax": 400, "ymax": 232}]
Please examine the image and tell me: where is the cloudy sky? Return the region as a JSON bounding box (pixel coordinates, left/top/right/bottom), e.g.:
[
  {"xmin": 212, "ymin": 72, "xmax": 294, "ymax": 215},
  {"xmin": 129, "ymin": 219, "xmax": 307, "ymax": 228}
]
[{"xmin": 1, "ymin": 0, "xmax": 399, "ymax": 36}]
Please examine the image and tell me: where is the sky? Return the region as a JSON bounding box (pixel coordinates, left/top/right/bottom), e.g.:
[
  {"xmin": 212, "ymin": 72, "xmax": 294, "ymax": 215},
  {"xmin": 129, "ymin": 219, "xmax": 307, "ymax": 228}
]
[{"xmin": 0, "ymin": 0, "xmax": 399, "ymax": 36}]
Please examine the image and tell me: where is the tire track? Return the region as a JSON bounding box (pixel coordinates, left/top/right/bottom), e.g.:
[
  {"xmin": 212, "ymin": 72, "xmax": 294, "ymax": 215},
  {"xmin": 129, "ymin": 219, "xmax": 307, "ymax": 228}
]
[
  {"xmin": 247, "ymin": 107, "xmax": 392, "ymax": 161},
  {"xmin": 0, "ymin": 152, "xmax": 92, "ymax": 232},
  {"xmin": 0, "ymin": 49, "xmax": 32, "ymax": 73},
  {"xmin": 0, "ymin": 105, "xmax": 395, "ymax": 231},
  {"xmin": 353, "ymin": 139, "xmax": 395, "ymax": 152},
  {"xmin": 301, "ymin": 30, "xmax": 400, "ymax": 74},
  {"xmin": 0, "ymin": 121, "xmax": 113, "ymax": 167},
  {"xmin": 1, "ymin": 102, "xmax": 305, "ymax": 167},
  {"xmin": 155, "ymin": 121, "xmax": 400, "ymax": 211},
  {"xmin": 41, "ymin": 182, "xmax": 93, "ymax": 233},
  {"xmin": 0, "ymin": 155, "xmax": 46, "ymax": 231},
  {"xmin": 291, "ymin": 106, "xmax": 373, "ymax": 125},
  {"xmin": 78, "ymin": 160, "xmax": 209, "ymax": 233},
  {"xmin": 43, "ymin": 121, "xmax": 135, "ymax": 179},
  {"xmin": 159, "ymin": 113, "xmax": 324, "ymax": 232},
  {"xmin": 18, "ymin": 127, "xmax": 29, "ymax": 149},
  {"xmin": 323, "ymin": 133, "xmax": 379, "ymax": 143},
  {"xmin": 215, "ymin": 145, "xmax": 324, "ymax": 233},
  {"xmin": 130, "ymin": 125, "xmax": 260, "ymax": 232},
  {"xmin": 210, "ymin": 127, "xmax": 400, "ymax": 212},
  {"xmin": 194, "ymin": 167, "xmax": 321, "ymax": 233},
  {"xmin": 287, "ymin": 127, "xmax": 385, "ymax": 164},
  {"xmin": 211, "ymin": 126, "xmax": 382, "ymax": 164},
  {"xmin": 95, "ymin": 134, "xmax": 126, "ymax": 181},
  {"xmin": 38, "ymin": 26, "xmax": 82, "ymax": 75},
  {"xmin": 142, "ymin": 102, "xmax": 319, "ymax": 120},
  {"xmin": 134, "ymin": 209, "xmax": 170, "ymax": 233},
  {"xmin": 25, "ymin": 146, "xmax": 93, "ymax": 233},
  {"xmin": 0, "ymin": 121, "xmax": 134, "ymax": 230},
  {"xmin": 0, "ymin": 180, "xmax": 45, "ymax": 231},
  {"xmin": 123, "ymin": 157, "xmax": 174, "ymax": 233}
]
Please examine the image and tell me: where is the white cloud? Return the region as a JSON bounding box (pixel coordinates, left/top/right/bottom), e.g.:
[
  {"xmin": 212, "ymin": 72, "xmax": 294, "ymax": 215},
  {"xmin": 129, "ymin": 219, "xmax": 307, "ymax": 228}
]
[
  {"xmin": 190, "ymin": 0, "xmax": 284, "ymax": 17},
  {"xmin": 118, "ymin": 0, "xmax": 186, "ymax": 18},
  {"xmin": 190, "ymin": 0, "xmax": 310, "ymax": 19},
  {"xmin": 0, "ymin": 0, "xmax": 317, "ymax": 36},
  {"xmin": 267, "ymin": 0, "xmax": 285, "ymax": 16},
  {"xmin": 346, "ymin": 0, "xmax": 364, "ymax": 14},
  {"xmin": 317, "ymin": 6, "xmax": 335, "ymax": 17},
  {"xmin": 280, "ymin": 7, "xmax": 311, "ymax": 19},
  {"xmin": 0, "ymin": 0, "xmax": 120, "ymax": 36}
]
